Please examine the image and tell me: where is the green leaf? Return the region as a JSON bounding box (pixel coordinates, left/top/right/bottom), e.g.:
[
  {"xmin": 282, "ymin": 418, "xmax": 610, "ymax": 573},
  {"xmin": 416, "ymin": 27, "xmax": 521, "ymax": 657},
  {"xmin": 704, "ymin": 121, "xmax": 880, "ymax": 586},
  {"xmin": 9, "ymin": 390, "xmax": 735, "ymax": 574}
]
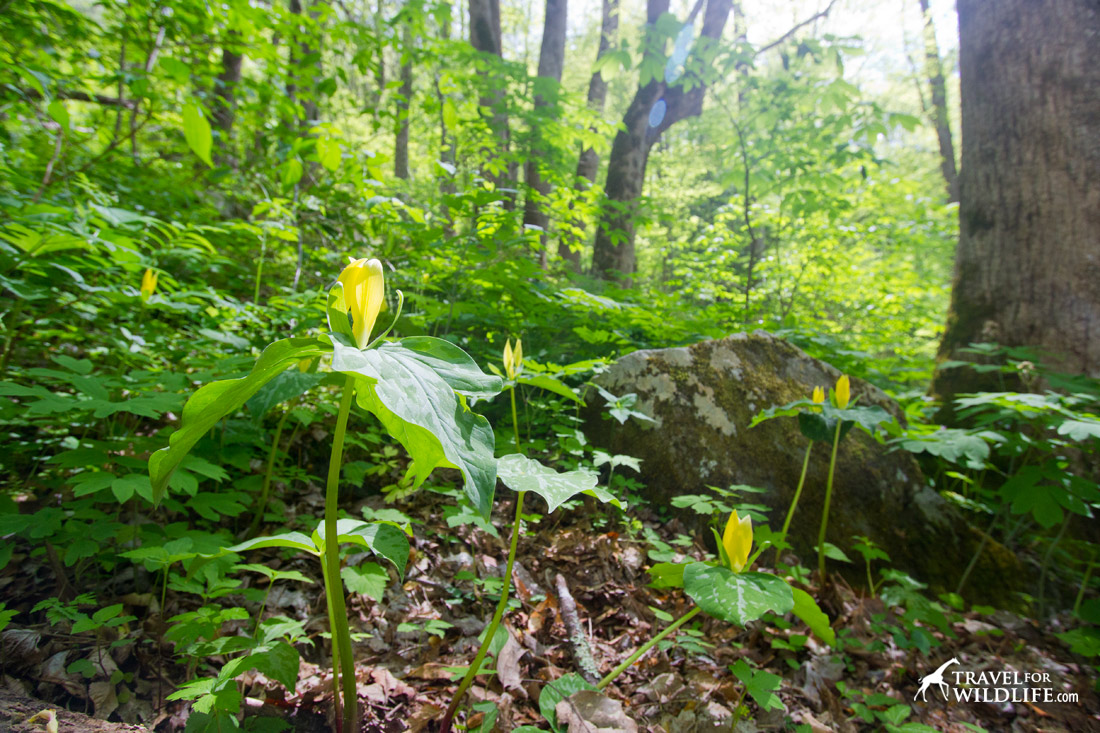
[
  {"xmin": 497, "ymin": 454, "xmax": 617, "ymax": 513},
  {"xmin": 111, "ymin": 473, "xmax": 150, "ymax": 503},
  {"xmin": 516, "ymin": 374, "xmax": 583, "ymax": 404},
  {"xmin": 341, "ymin": 562, "xmax": 389, "ymax": 601},
  {"xmin": 389, "ymin": 337, "xmax": 503, "ymax": 400},
  {"xmin": 1058, "ymin": 418, "xmax": 1100, "ymax": 441},
  {"xmin": 791, "ymin": 588, "xmax": 835, "ymax": 646},
  {"xmin": 250, "ymin": 641, "xmax": 300, "ymax": 691},
  {"xmin": 648, "ymin": 562, "xmax": 686, "ymax": 589},
  {"xmin": 227, "ymin": 532, "xmax": 318, "ymax": 555},
  {"xmin": 683, "ymin": 564, "xmax": 794, "ymax": 625},
  {"xmin": 182, "ymin": 101, "xmax": 214, "ymax": 168},
  {"xmin": 316, "ymin": 137, "xmax": 342, "ymax": 171},
  {"xmin": 729, "ymin": 659, "xmax": 784, "ymax": 711},
  {"xmin": 246, "ymin": 369, "xmax": 324, "ymax": 420},
  {"xmin": 47, "ymin": 100, "xmax": 70, "ymax": 132},
  {"xmin": 316, "ymin": 519, "xmax": 409, "ymax": 579},
  {"xmin": 332, "ymin": 339, "xmax": 497, "ymax": 518},
  {"xmin": 149, "ymin": 337, "xmax": 328, "ymax": 504},
  {"xmin": 823, "ymin": 542, "xmax": 851, "ymax": 562},
  {"xmin": 539, "ymin": 673, "xmax": 597, "ymax": 732}
]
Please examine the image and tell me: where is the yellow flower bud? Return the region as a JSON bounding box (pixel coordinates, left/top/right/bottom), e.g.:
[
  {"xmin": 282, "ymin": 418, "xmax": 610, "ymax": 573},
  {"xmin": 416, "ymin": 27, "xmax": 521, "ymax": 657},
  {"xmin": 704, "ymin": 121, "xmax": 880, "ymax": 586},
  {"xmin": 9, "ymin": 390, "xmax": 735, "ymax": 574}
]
[
  {"xmin": 835, "ymin": 374, "xmax": 850, "ymax": 409},
  {"xmin": 503, "ymin": 338, "xmax": 523, "ymax": 379},
  {"xmin": 337, "ymin": 257, "xmax": 385, "ymax": 348},
  {"xmin": 721, "ymin": 509, "xmax": 753, "ymax": 572},
  {"xmin": 140, "ymin": 268, "xmax": 158, "ymax": 302},
  {"xmin": 812, "ymin": 386, "xmax": 825, "ymax": 404}
]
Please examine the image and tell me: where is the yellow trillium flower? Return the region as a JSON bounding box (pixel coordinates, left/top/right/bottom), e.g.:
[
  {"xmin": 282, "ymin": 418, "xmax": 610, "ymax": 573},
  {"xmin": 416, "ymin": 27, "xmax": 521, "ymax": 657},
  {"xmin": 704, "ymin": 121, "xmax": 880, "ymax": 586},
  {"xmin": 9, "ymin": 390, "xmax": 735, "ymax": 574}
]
[
  {"xmin": 503, "ymin": 338, "xmax": 523, "ymax": 380},
  {"xmin": 835, "ymin": 374, "xmax": 850, "ymax": 409},
  {"xmin": 337, "ymin": 257, "xmax": 385, "ymax": 348},
  {"xmin": 140, "ymin": 268, "xmax": 158, "ymax": 302},
  {"xmin": 721, "ymin": 509, "xmax": 753, "ymax": 572},
  {"xmin": 812, "ymin": 386, "xmax": 825, "ymax": 404}
]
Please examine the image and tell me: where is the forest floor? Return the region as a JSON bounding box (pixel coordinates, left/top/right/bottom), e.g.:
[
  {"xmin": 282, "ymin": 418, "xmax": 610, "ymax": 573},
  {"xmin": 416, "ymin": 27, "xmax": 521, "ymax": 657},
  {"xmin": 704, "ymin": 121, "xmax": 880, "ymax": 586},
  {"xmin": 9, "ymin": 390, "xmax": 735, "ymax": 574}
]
[{"xmin": 2, "ymin": 488, "xmax": 1097, "ymax": 733}]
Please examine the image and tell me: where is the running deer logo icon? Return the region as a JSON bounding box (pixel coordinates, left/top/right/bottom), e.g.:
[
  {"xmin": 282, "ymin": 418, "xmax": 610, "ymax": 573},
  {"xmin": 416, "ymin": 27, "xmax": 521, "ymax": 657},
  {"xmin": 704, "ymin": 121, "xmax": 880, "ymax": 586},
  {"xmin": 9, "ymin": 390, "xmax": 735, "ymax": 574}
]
[{"xmin": 916, "ymin": 658, "xmax": 959, "ymax": 701}]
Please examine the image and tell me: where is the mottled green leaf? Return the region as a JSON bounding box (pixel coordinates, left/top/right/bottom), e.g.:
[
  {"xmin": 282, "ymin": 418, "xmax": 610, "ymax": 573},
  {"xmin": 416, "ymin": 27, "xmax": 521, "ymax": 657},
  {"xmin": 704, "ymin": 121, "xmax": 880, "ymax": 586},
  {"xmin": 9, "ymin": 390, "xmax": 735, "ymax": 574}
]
[
  {"xmin": 683, "ymin": 564, "xmax": 793, "ymax": 625},
  {"xmin": 497, "ymin": 453, "xmax": 618, "ymax": 513}
]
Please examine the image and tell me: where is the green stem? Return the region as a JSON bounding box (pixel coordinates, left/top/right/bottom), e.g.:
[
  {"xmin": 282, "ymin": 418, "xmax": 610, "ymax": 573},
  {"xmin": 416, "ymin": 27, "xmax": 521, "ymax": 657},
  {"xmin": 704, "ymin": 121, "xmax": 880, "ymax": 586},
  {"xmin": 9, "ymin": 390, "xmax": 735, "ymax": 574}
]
[
  {"xmin": 509, "ymin": 386, "xmax": 521, "ymax": 454},
  {"xmin": 253, "ymin": 235, "xmax": 266, "ymax": 304},
  {"xmin": 776, "ymin": 442, "xmax": 813, "ymax": 563},
  {"xmin": 249, "ymin": 409, "xmax": 289, "ymax": 538},
  {"xmin": 440, "ymin": 490, "xmax": 526, "ymax": 731},
  {"xmin": 817, "ymin": 420, "xmax": 843, "ymax": 584},
  {"xmin": 955, "ymin": 503, "xmax": 1003, "ymax": 596},
  {"xmin": 0, "ymin": 300, "xmax": 25, "ymax": 375},
  {"xmin": 1074, "ymin": 549, "xmax": 1097, "ymax": 617},
  {"xmin": 324, "ymin": 375, "xmax": 357, "ymax": 733},
  {"xmin": 597, "ymin": 606, "xmax": 702, "ymax": 689},
  {"xmin": 322, "ymin": 557, "xmax": 343, "ymax": 733}
]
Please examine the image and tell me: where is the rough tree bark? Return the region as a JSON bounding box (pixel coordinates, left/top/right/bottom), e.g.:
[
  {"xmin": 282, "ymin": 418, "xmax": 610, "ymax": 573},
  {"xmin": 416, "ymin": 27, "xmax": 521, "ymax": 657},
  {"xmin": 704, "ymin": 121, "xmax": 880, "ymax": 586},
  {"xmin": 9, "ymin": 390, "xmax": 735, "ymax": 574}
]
[
  {"xmin": 394, "ymin": 24, "xmax": 413, "ymax": 179},
  {"xmin": 212, "ymin": 33, "xmax": 243, "ymax": 167},
  {"xmin": 522, "ymin": 0, "xmax": 568, "ymax": 265},
  {"xmin": 469, "ymin": 0, "xmax": 515, "ymax": 203},
  {"xmin": 932, "ymin": 0, "xmax": 1100, "ymax": 413},
  {"xmin": 559, "ymin": 0, "xmax": 618, "ymax": 271},
  {"xmin": 591, "ymin": 0, "xmax": 732, "ymax": 283},
  {"xmin": 918, "ymin": 0, "xmax": 958, "ymax": 203}
]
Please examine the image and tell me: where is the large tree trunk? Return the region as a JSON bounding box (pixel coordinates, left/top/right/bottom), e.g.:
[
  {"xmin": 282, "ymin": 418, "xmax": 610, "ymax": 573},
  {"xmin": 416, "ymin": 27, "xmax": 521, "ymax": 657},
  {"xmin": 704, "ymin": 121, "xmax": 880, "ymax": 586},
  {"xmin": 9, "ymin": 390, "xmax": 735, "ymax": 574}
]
[
  {"xmin": 523, "ymin": 0, "xmax": 568, "ymax": 266},
  {"xmin": 917, "ymin": 0, "xmax": 958, "ymax": 203},
  {"xmin": 394, "ymin": 25, "xmax": 413, "ymax": 179},
  {"xmin": 559, "ymin": 0, "xmax": 618, "ymax": 271},
  {"xmin": 932, "ymin": 0, "xmax": 1100, "ymax": 413},
  {"xmin": 591, "ymin": 0, "xmax": 732, "ymax": 283},
  {"xmin": 212, "ymin": 33, "xmax": 243, "ymax": 167},
  {"xmin": 469, "ymin": 0, "xmax": 515, "ymax": 204}
]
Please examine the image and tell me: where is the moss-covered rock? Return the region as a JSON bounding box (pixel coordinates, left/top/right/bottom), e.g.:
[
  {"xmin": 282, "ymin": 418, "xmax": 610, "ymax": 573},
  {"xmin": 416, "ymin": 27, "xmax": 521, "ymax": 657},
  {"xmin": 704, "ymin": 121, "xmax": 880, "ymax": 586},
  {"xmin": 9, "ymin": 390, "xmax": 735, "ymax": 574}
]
[{"xmin": 584, "ymin": 331, "xmax": 1023, "ymax": 604}]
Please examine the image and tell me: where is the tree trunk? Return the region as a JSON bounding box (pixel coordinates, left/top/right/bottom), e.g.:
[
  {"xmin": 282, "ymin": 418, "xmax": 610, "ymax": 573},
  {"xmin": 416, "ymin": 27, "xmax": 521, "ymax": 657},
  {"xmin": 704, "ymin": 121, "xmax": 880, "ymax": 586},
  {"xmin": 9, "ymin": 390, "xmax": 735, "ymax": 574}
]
[
  {"xmin": 394, "ymin": 24, "xmax": 413, "ymax": 179},
  {"xmin": 212, "ymin": 33, "xmax": 243, "ymax": 167},
  {"xmin": 523, "ymin": 0, "xmax": 568, "ymax": 265},
  {"xmin": 918, "ymin": 0, "xmax": 958, "ymax": 203},
  {"xmin": 591, "ymin": 0, "xmax": 732, "ymax": 283},
  {"xmin": 932, "ymin": 0, "xmax": 1100, "ymax": 414},
  {"xmin": 560, "ymin": 0, "xmax": 618, "ymax": 271},
  {"xmin": 469, "ymin": 0, "xmax": 515, "ymax": 206}
]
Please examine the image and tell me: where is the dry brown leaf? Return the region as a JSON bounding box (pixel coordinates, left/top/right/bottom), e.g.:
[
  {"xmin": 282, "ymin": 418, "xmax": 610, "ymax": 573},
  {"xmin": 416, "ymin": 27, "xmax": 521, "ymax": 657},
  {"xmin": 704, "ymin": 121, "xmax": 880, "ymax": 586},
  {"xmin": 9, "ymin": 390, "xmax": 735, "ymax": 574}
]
[
  {"xmin": 496, "ymin": 631, "xmax": 526, "ymax": 694},
  {"xmin": 88, "ymin": 680, "xmax": 118, "ymax": 720}
]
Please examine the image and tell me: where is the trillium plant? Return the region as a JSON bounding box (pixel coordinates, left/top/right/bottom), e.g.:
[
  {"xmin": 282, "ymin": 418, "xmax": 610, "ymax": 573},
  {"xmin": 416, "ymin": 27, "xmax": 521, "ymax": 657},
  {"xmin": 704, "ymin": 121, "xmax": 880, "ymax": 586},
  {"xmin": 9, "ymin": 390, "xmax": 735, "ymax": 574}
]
[
  {"xmin": 594, "ymin": 510, "xmax": 834, "ymax": 700},
  {"xmin": 149, "ymin": 257, "xmax": 617, "ymax": 732},
  {"xmin": 751, "ymin": 374, "xmax": 892, "ymax": 583}
]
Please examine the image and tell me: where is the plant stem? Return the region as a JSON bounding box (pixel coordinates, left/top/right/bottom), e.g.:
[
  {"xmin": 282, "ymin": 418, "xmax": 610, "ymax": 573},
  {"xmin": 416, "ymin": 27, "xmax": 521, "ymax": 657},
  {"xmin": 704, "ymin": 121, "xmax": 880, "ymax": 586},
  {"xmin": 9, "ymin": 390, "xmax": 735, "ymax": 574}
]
[
  {"xmin": 322, "ymin": 559, "xmax": 343, "ymax": 733},
  {"xmin": 1038, "ymin": 512, "xmax": 1072, "ymax": 619},
  {"xmin": 1073, "ymin": 549, "xmax": 1096, "ymax": 617},
  {"xmin": 776, "ymin": 441, "xmax": 813, "ymax": 563},
  {"xmin": 597, "ymin": 606, "xmax": 702, "ymax": 689},
  {"xmin": 440, "ymin": 385, "xmax": 524, "ymax": 732},
  {"xmin": 324, "ymin": 375, "xmax": 357, "ymax": 733},
  {"xmin": 440, "ymin": 489, "xmax": 526, "ymax": 731},
  {"xmin": 253, "ymin": 234, "xmax": 267, "ymax": 304},
  {"xmin": 956, "ymin": 504, "xmax": 1003, "ymax": 596},
  {"xmin": 509, "ymin": 386, "xmax": 521, "ymax": 454},
  {"xmin": 249, "ymin": 409, "xmax": 289, "ymax": 537},
  {"xmin": 817, "ymin": 420, "xmax": 843, "ymax": 583}
]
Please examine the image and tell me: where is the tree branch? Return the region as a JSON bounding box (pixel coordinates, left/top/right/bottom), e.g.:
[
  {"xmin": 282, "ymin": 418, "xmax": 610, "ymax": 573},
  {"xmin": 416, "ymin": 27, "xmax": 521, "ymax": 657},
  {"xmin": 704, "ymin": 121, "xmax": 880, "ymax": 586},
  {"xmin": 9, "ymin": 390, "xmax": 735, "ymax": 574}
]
[{"xmin": 755, "ymin": 0, "xmax": 838, "ymax": 57}]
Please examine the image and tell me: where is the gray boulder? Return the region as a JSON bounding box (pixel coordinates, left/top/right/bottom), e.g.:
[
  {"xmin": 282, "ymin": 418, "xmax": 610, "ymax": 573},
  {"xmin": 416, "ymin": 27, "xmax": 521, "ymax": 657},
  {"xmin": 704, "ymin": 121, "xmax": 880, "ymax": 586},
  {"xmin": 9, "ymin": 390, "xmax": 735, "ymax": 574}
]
[{"xmin": 584, "ymin": 331, "xmax": 1021, "ymax": 601}]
